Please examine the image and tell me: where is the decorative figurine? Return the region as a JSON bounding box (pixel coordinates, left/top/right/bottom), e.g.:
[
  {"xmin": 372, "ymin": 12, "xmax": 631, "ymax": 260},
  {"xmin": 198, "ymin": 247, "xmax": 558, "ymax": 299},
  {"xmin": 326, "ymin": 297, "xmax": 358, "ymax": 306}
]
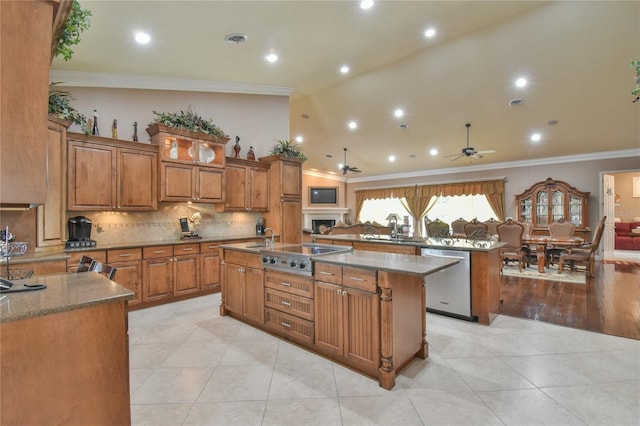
[
  {"xmin": 233, "ymin": 136, "xmax": 241, "ymax": 158},
  {"xmin": 132, "ymin": 121, "xmax": 139, "ymax": 142},
  {"xmin": 247, "ymin": 146, "xmax": 255, "ymax": 160},
  {"xmin": 111, "ymin": 119, "xmax": 118, "ymax": 139},
  {"xmin": 91, "ymin": 109, "xmax": 99, "ymax": 136}
]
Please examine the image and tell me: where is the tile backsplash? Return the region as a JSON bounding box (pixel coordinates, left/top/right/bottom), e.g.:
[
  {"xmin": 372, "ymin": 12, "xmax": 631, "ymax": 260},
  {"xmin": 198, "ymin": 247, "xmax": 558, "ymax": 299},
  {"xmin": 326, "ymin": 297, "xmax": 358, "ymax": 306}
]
[{"xmin": 68, "ymin": 204, "xmax": 263, "ymax": 245}]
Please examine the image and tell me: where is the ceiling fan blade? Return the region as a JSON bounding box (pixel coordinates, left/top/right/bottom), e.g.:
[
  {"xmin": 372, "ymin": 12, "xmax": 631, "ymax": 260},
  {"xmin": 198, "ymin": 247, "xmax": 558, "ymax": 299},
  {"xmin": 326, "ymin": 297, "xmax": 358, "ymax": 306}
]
[
  {"xmin": 476, "ymin": 149, "xmax": 496, "ymax": 154},
  {"xmin": 450, "ymin": 154, "xmax": 464, "ymax": 162}
]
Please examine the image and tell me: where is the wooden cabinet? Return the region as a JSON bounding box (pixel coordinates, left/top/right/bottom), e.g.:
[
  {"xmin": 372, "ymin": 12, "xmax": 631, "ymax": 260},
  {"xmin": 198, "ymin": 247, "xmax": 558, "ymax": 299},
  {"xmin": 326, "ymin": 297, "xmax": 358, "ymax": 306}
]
[
  {"xmin": 66, "ymin": 250, "xmax": 107, "ymax": 273},
  {"xmin": 67, "ymin": 134, "xmax": 158, "ymax": 211},
  {"xmin": 36, "ymin": 118, "xmax": 70, "ymax": 250},
  {"xmin": 221, "ymin": 249, "xmax": 264, "ymax": 324},
  {"xmin": 200, "ymin": 242, "xmax": 221, "ymax": 292},
  {"xmin": 0, "ymin": 1, "xmax": 53, "ymax": 207},
  {"xmin": 174, "ymin": 244, "xmax": 199, "ymax": 296},
  {"xmin": 352, "ymin": 241, "xmax": 418, "ymax": 255},
  {"xmin": 261, "ymin": 155, "xmax": 303, "ymax": 244},
  {"xmin": 314, "ymin": 263, "xmax": 380, "ymax": 374},
  {"xmin": 264, "ymin": 271, "xmax": 315, "ymax": 344},
  {"xmin": 142, "ymin": 244, "xmax": 200, "ymax": 302},
  {"xmin": 515, "ymin": 178, "xmax": 590, "ymax": 238},
  {"xmin": 108, "ymin": 248, "xmax": 143, "ymax": 305},
  {"xmin": 222, "ymin": 157, "xmax": 270, "ymax": 212},
  {"xmin": 147, "ymin": 124, "xmax": 228, "ymax": 203}
]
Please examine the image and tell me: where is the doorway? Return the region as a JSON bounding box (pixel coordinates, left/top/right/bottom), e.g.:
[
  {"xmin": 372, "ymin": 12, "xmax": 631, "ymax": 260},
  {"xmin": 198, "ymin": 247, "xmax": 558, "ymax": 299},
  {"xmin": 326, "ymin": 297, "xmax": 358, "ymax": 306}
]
[{"xmin": 601, "ymin": 170, "xmax": 640, "ymax": 261}]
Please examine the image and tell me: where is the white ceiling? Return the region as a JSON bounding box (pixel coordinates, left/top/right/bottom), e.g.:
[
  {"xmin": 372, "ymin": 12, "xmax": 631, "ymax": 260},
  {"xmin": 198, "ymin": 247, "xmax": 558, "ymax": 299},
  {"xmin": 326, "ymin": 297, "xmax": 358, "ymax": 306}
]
[{"xmin": 52, "ymin": 1, "xmax": 640, "ymax": 178}]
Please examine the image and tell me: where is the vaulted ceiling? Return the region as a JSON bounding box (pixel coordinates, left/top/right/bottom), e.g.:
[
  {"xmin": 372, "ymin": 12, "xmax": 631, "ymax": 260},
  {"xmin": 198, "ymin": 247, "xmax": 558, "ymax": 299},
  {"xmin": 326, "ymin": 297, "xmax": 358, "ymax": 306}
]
[{"xmin": 52, "ymin": 1, "xmax": 640, "ymax": 178}]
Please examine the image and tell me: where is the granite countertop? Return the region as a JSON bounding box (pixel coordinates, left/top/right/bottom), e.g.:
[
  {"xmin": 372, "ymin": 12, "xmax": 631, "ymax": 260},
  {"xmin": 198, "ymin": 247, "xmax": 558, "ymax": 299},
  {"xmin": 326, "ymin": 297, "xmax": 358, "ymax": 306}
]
[
  {"xmin": 312, "ymin": 233, "xmax": 505, "ymax": 252},
  {"xmin": 315, "ymin": 249, "xmax": 459, "ymax": 277},
  {"xmin": 0, "ymin": 272, "xmax": 134, "ymax": 323}
]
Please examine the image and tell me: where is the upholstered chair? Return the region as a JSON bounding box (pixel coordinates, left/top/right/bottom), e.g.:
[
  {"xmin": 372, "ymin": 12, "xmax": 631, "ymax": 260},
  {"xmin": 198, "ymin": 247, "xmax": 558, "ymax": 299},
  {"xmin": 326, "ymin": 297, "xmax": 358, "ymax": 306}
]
[
  {"xmin": 497, "ymin": 219, "xmax": 526, "ymax": 272},
  {"xmin": 547, "ymin": 220, "xmax": 576, "ymax": 264},
  {"xmin": 558, "ymin": 216, "xmax": 606, "ymax": 277},
  {"xmin": 464, "ymin": 218, "xmax": 489, "ymax": 239},
  {"xmin": 483, "ymin": 218, "xmax": 501, "ymax": 235},
  {"xmin": 450, "ymin": 218, "xmax": 468, "ymax": 237},
  {"xmin": 427, "ymin": 219, "xmax": 450, "ymax": 238}
]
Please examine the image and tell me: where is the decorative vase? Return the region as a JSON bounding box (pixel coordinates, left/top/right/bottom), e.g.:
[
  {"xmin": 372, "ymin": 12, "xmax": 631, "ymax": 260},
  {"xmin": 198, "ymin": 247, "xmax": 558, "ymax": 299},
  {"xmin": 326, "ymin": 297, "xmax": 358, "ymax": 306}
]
[{"xmin": 233, "ymin": 136, "xmax": 241, "ymax": 158}]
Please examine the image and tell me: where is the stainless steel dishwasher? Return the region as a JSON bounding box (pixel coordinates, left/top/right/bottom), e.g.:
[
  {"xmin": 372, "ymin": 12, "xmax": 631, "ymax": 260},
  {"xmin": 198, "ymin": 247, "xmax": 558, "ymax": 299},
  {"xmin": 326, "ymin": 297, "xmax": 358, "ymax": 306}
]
[{"xmin": 421, "ymin": 248, "xmax": 473, "ymax": 321}]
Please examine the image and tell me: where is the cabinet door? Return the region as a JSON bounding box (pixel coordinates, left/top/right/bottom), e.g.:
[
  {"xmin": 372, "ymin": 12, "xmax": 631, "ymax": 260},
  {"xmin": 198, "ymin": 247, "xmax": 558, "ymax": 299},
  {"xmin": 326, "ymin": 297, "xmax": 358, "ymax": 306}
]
[
  {"xmin": 160, "ymin": 162, "xmax": 194, "ymax": 201},
  {"xmin": 196, "ymin": 168, "xmax": 224, "ymax": 203},
  {"xmin": 117, "ymin": 149, "xmax": 157, "ymax": 210},
  {"xmin": 281, "ymin": 199, "xmax": 302, "ymax": 244},
  {"xmin": 111, "ymin": 260, "xmax": 142, "ymax": 305},
  {"xmin": 224, "ymin": 164, "xmax": 247, "ymax": 210},
  {"xmin": 200, "ymin": 252, "xmax": 220, "ymax": 291},
  {"xmin": 143, "ymin": 258, "xmax": 173, "ymax": 301},
  {"xmin": 174, "ymin": 254, "xmax": 199, "ymax": 296},
  {"xmin": 68, "ymin": 142, "xmax": 116, "ymax": 210},
  {"xmin": 224, "ymin": 262, "xmax": 244, "ymax": 314},
  {"xmin": 281, "ymin": 161, "xmax": 302, "ymax": 197},
  {"xmin": 243, "ymin": 267, "xmax": 265, "ymax": 324},
  {"xmin": 344, "ymin": 287, "xmax": 380, "ymax": 371},
  {"xmin": 314, "ymin": 281, "xmax": 344, "ymax": 356},
  {"xmin": 249, "ymin": 167, "xmax": 269, "ymax": 211}
]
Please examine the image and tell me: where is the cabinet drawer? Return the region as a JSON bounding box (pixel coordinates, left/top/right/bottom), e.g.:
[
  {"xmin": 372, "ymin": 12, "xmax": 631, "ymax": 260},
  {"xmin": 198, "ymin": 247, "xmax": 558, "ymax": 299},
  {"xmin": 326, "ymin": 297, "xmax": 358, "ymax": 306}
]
[
  {"xmin": 264, "ymin": 307, "xmax": 314, "ymax": 345},
  {"xmin": 143, "ymin": 245, "xmax": 173, "ymax": 259},
  {"xmin": 265, "ymin": 288, "xmax": 314, "ymax": 321},
  {"xmin": 224, "ymin": 249, "xmax": 262, "ymax": 269},
  {"xmin": 200, "ymin": 242, "xmax": 221, "ymax": 253},
  {"xmin": 314, "ymin": 262, "xmax": 342, "ymax": 284},
  {"xmin": 265, "ymin": 271, "xmax": 314, "ymax": 298},
  {"xmin": 107, "ymin": 248, "xmax": 142, "ymax": 262},
  {"xmin": 343, "ymin": 266, "xmax": 377, "ymax": 293},
  {"xmin": 174, "ymin": 243, "xmax": 199, "ymax": 256}
]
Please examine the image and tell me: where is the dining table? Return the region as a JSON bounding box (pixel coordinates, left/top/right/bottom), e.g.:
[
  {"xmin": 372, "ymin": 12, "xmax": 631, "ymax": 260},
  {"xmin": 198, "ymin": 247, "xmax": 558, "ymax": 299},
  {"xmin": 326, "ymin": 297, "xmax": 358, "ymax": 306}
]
[{"xmin": 522, "ymin": 235, "xmax": 585, "ymax": 273}]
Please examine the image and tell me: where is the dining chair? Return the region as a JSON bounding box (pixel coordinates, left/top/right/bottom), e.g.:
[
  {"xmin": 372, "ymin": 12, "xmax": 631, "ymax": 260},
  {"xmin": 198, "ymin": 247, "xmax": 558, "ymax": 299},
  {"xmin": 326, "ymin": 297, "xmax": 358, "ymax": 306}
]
[
  {"xmin": 427, "ymin": 219, "xmax": 450, "ymax": 238},
  {"xmin": 76, "ymin": 255, "xmax": 96, "ymax": 273},
  {"xmin": 497, "ymin": 219, "xmax": 527, "ymax": 272},
  {"xmin": 483, "ymin": 218, "xmax": 501, "ymax": 236},
  {"xmin": 450, "ymin": 218, "xmax": 468, "ymax": 237},
  {"xmin": 464, "ymin": 218, "xmax": 489, "ymax": 239},
  {"xmin": 90, "ymin": 261, "xmax": 117, "ymax": 280},
  {"xmin": 547, "ymin": 220, "xmax": 576, "ymax": 265},
  {"xmin": 558, "ymin": 216, "xmax": 606, "ymax": 277}
]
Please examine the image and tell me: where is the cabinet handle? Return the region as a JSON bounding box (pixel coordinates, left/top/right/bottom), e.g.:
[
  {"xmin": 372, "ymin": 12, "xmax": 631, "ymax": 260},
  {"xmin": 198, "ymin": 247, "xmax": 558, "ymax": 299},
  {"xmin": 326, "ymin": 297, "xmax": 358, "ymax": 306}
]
[
  {"xmin": 280, "ymin": 321, "xmax": 291, "ymax": 328},
  {"xmin": 349, "ymin": 277, "xmax": 364, "ymax": 282},
  {"xmin": 320, "ymin": 271, "xmax": 333, "ymax": 276},
  {"xmin": 281, "ymin": 300, "xmax": 291, "ymax": 306},
  {"xmin": 208, "ymin": 245, "xmax": 217, "ymax": 249},
  {"xmin": 342, "ymin": 290, "xmax": 347, "ymax": 296},
  {"xmin": 280, "ymin": 281, "xmax": 291, "ymax": 287},
  {"xmin": 336, "ymin": 289, "xmax": 341, "ymax": 295},
  {"xmin": 238, "ymin": 268, "xmax": 245, "ymax": 273},
  {"xmin": 119, "ymin": 254, "xmax": 132, "ymax": 258},
  {"xmin": 181, "ymin": 247, "xmax": 194, "ymax": 251},
  {"xmin": 153, "ymin": 250, "xmax": 166, "ymax": 254}
]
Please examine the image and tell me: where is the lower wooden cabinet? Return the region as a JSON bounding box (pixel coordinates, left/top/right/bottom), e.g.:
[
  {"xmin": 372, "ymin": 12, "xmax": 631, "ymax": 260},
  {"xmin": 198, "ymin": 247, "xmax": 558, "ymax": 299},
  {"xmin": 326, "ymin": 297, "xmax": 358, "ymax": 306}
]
[
  {"xmin": 200, "ymin": 242, "xmax": 221, "ymax": 292},
  {"xmin": 174, "ymin": 253, "xmax": 199, "ymax": 296},
  {"xmin": 108, "ymin": 247, "xmax": 143, "ymax": 306},
  {"xmin": 223, "ymin": 260, "xmax": 264, "ymax": 324},
  {"xmin": 143, "ymin": 256, "xmax": 173, "ymax": 302}
]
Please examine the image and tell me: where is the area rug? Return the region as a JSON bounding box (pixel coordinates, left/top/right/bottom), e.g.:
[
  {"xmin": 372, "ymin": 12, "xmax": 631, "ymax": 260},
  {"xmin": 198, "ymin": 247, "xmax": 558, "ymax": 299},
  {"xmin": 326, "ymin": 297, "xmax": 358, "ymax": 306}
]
[{"xmin": 502, "ymin": 264, "xmax": 586, "ymax": 284}]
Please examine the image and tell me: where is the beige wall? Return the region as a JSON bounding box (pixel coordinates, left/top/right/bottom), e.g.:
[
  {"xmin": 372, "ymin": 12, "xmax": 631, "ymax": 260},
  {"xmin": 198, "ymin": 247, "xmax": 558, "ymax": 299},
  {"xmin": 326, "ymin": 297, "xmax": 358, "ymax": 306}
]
[
  {"xmin": 344, "ymin": 157, "xmax": 640, "ymax": 234},
  {"xmin": 613, "ymin": 171, "xmax": 640, "ymax": 221}
]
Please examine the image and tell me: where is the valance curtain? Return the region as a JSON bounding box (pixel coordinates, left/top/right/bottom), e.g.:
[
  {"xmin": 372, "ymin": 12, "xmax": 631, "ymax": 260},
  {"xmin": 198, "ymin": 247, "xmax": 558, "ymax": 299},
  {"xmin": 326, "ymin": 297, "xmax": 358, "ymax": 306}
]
[{"xmin": 355, "ymin": 179, "xmax": 505, "ymax": 224}]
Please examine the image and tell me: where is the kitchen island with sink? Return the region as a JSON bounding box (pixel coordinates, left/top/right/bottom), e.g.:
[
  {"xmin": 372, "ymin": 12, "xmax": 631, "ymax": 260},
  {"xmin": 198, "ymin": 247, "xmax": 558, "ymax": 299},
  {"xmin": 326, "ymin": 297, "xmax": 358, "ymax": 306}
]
[{"xmin": 219, "ymin": 242, "xmax": 459, "ymax": 390}]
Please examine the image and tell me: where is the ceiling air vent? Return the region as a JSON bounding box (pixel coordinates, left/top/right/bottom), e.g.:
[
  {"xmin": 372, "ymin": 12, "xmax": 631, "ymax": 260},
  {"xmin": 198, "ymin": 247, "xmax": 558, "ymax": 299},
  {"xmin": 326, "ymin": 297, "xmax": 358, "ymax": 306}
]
[
  {"xmin": 224, "ymin": 33, "xmax": 248, "ymax": 44},
  {"xmin": 509, "ymin": 98, "xmax": 524, "ymax": 107}
]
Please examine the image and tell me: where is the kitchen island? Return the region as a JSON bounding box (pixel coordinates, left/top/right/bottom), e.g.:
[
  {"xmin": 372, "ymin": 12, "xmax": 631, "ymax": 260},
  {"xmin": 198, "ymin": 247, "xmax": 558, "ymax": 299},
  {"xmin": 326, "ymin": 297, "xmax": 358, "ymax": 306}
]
[
  {"xmin": 220, "ymin": 242, "xmax": 459, "ymax": 390},
  {"xmin": 0, "ymin": 272, "xmax": 134, "ymax": 425},
  {"xmin": 312, "ymin": 234, "xmax": 503, "ymax": 325}
]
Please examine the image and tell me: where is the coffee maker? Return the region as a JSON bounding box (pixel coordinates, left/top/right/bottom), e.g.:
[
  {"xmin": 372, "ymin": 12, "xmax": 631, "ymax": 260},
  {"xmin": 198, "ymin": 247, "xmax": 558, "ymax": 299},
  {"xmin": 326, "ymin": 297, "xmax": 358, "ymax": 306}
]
[{"xmin": 66, "ymin": 216, "xmax": 96, "ymax": 248}]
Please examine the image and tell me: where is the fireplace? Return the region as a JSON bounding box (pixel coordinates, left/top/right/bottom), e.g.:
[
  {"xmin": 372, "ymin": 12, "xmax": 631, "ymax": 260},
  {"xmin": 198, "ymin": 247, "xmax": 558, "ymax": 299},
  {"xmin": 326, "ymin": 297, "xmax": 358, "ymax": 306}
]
[{"xmin": 312, "ymin": 219, "xmax": 336, "ymax": 234}]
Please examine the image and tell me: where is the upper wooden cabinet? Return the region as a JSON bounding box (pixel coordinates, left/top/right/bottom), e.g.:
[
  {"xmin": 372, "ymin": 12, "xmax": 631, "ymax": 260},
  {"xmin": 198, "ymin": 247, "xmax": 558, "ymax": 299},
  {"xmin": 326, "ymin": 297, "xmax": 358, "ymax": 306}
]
[
  {"xmin": 67, "ymin": 133, "xmax": 158, "ymax": 211},
  {"xmin": 147, "ymin": 124, "xmax": 229, "ymax": 203},
  {"xmin": 515, "ymin": 178, "xmax": 590, "ymax": 237},
  {"xmin": 222, "ymin": 157, "xmax": 270, "ymax": 212}
]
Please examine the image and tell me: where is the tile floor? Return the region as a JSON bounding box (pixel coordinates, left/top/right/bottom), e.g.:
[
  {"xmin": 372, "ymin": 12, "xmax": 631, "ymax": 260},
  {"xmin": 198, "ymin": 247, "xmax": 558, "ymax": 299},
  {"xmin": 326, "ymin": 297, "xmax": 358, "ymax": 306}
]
[{"xmin": 129, "ymin": 294, "xmax": 640, "ymax": 425}]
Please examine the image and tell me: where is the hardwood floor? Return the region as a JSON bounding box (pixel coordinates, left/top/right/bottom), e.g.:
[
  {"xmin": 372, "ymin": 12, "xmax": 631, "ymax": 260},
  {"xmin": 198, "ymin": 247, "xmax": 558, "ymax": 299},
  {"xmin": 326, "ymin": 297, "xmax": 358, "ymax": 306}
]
[{"xmin": 500, "ymin": 261, "xmax": 640, "ymax": 340}]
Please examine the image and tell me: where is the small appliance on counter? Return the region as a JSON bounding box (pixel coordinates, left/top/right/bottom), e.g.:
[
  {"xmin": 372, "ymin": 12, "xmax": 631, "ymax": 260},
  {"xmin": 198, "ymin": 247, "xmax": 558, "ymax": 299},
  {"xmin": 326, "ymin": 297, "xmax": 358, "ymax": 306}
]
[
  {"xmin": 179, "ymin": 217, "xmax": 201, "ymax": 240},
  {"xmin": 256, "ymin": 217, "xmax": 265, "ymax": 236},
  {"xmin": 65, "ymin": 216, "xmax": 96, "ymax": 249}
]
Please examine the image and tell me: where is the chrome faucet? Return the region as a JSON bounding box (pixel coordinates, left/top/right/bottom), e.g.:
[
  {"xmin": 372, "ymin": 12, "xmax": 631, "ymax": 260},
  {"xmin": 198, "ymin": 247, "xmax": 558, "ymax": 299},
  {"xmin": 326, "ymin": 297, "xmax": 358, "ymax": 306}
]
[
  {"xmin": 389, "ymin": 216, "xmax": 399, "ymax": 241},
  {"xmin": 263, "ymin": 228, "xmax": 275, "ymax": 247}
]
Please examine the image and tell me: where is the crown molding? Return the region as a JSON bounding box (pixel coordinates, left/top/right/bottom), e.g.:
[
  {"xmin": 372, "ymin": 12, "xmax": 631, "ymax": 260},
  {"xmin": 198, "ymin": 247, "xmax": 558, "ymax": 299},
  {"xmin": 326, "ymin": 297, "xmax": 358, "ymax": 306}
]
[
  {"xmin": 302, "ymin": 170, "xmax": 346, "ymax": 182},
  {"xmin": 49, "ymin": 70, "xmax": 294, "ymax": 96}
]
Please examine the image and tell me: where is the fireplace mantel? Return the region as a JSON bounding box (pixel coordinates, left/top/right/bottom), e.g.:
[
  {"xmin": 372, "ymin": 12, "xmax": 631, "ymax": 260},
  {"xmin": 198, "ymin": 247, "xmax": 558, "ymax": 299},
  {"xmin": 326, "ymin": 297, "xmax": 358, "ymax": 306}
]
[{"xmin": 302, "ymin": 207, "xmax": 351, "ymax": 231}]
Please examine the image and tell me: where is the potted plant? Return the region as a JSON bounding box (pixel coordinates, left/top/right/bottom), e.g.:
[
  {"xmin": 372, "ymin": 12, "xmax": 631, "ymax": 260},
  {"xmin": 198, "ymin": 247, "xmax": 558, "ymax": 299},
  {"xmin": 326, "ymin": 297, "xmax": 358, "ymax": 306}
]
[
  {"xmin": 146, "ymin": 106, "xmax": 229, "ymax": 142},
  {"xmin": 266, "ymin": 139, "xmax": 308, "ymax": 161},
  {"xmin": 48, "ymin": 83, "xmax": 88, "ymax": 133},
  {"xmin": 54, "ymin": 0, "xmax": 92, "ymax": 62}
]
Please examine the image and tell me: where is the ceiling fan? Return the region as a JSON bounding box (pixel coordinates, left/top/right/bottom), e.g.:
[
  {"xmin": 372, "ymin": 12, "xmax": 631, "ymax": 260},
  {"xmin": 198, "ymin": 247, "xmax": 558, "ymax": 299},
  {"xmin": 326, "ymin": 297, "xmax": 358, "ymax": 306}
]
[
  {"xmin": 339, "ymin": 148, "xmax": 361, "ymax": 175},
  {"xmin": 447, "ymin": 123, "xmax": 496, "ymax": 161}
]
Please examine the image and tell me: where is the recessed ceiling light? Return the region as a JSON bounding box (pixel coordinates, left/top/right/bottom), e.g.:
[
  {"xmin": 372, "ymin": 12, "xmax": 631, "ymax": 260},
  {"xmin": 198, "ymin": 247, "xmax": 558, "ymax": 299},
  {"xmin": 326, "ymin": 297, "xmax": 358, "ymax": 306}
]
[
  {"xmin": 530, "ymin": 133, "xmax": 542, "ymax": 142},
  {"xmin": 134, "ymin": 31, "xmax": 151, "ymax": 44},
  {"xmin": 340, "ymin": 65, "xmax": 350, "ymax": 74},
  {"xmin": 515, "ymin": 77, "xmax": 527, "ymax": 88},
  {"xmin": 224, "ymin": 33, "xmax": 247, "ymax": 44},
  {"xmin": 265, "ymin": 53, "xmax": 278, "ymax": 63},
  {"xmin": 348, "ymin": 121, "xmax": 358, "ymax": 130},
  {"xmin": 388, "ymin": 155, "xmax": 396, "ymax": 162},
  {"xmin": 360, "ymin": 0, "xmax": 374, "ymax": 10},
  {"xmin": 430, "ymin": 148, "xmax": 438, "ymax": 156},
  {"xmin": 424, "ymin": 28, "xmax": 436, "ymax": 38},
  {"xmin": 295, "ymin": 135, "xmax": 303, "ymax": 143},
  {"xmin": 394, "ymin": 109, "xmax": 404, "ymax": 118}
]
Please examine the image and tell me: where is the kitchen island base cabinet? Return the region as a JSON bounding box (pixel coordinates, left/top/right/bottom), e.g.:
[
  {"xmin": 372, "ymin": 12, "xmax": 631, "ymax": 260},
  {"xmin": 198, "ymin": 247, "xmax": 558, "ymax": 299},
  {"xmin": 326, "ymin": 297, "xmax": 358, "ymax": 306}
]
[
  {"xmin": 221, "ymin": 250, "xmax": 264, "ymax": 324},
  {"xmin": 1, "ymin": 302, "xmax": 131, "ymax": 425}
]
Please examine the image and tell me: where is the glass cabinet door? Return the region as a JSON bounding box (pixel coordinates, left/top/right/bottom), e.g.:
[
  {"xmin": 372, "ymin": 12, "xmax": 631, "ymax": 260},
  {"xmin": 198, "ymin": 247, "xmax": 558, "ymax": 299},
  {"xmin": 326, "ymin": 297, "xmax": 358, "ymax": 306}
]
[
  {"xmin": 519, "ymin": 198, "xmax": 532, "ymax": 223},
  {"xmin": 551, "ymin": 190, "xmax": 564, "ymax": 222},
  {"xmin": 161, "ymin": 137, "xmax": 195, "ymax": 163},
  {"xmin": 536, "ymin": 191, "xmax": 548, "ymax": 225},
  {"xmin": 569, "ymin": 196, "xmax": 582, "ymax": 226}
]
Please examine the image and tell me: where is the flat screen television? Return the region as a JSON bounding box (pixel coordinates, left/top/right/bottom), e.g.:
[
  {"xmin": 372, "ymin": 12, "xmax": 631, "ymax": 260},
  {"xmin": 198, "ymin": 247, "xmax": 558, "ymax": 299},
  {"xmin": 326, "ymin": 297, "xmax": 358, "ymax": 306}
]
[{"xmin": 309, "ymin": 187, "xmax": 338, "ymax": 205}]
